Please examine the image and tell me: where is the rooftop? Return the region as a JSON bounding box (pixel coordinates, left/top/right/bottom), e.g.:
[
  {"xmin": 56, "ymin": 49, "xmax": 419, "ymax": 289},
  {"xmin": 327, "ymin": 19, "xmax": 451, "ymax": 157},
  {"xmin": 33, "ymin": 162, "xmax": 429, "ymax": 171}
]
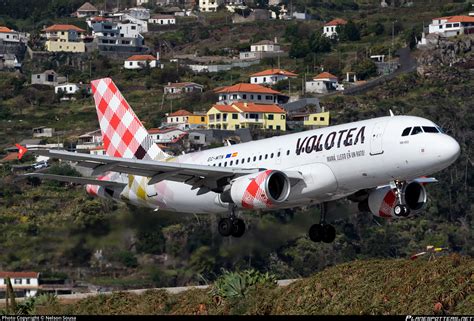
[
  {"xmin": 215, "ymin": 83, "xmax": 283, "ymax": 95},
  {"xmin": 168, "ymin": 109, "xmax": 193, "ymax": 117},
  {"xmin": 324, "ymin": 18, "xmax": 347, "ymax": 26},
  {"xmin": 314, "ymin": 72, "xmax": 338, "ymax": 80},
  {"xmin": 76, "ymin": 2, "xmax": 98, "ymax": 12},
  {"xmin": 148, "ymin": 127, "xmax": 185, "ymax": 134},
  {"xmin": 0, "ymin": 272, "xmax": 39, "ymax": 278},
  {"xmin": 42, "ymin": 24, "xmax": 86, "ymax": 32},
  {"xmin": 250, "ymin": 68, "xmax": 298, "ymax": 77},
  {"xmin": 165, "ymin": 82, "xmax": 202, "ymax": 88},
  {"xmin": 0, "ymin": 26, "xmax": 13, "ymax": 33},
  {"xmin": 211, "ymin": 102, "xmax": 285, "ymax": 113},
  {"xmin": 126, "ymin": 54, "xmax": 157, "ymax": 61}
]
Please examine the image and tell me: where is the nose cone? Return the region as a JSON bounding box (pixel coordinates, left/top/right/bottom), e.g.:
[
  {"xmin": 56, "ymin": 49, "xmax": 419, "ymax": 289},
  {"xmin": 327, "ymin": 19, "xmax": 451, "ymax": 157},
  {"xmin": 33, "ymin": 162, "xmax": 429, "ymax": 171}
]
[{"xmin": 436, "ymin": 135, "xmax": 461, "ymax": 167}]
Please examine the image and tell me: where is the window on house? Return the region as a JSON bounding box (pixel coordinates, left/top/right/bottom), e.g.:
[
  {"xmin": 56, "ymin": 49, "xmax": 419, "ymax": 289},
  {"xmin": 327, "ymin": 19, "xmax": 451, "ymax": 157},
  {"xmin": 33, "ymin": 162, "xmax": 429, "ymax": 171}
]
[
  {"xmin": 131, "ymin": 26, "xmax": 137, "ymax": 30},
  {"xmin": 232, "ymin": 113, "xmax": 238, "ymax": 119},
  {"xmin": 223, "ymin": 113, "xmax": 227, "ymax": 121},
  {"xmin": 250, "ymin": 94, "xmax": 254, "ymax": 99},
  {"xmin": 243, "ymin": 94, "xmax": 247, "ymax": 99},
  {"xmin": 257, "ymin": 95, "xmax": 261, "ymax": 100},
  {"xmin": 219, "ymin": 163, "xmax": 221, "ymax": 166},
  {"xmin": 14, "ymin": 279, "xmax": 21, "ymax": 285},
  {"xmin": 201, "ymin": 117, "xmax": 205, "ymax": 122},
  {"xmin": 265, "ymin": 95, "xmax": 272, "ymax": 100},
  {"xmin": 281, "ymin": 115, "xmax": 285, "ymax": 120},
  {"xmin": 241, "ymin": 159, "xmax": 245, "ymax": 164},
  {"xmin": 269, "ymin": 125, "xmax": 273, "ymax": 130},
  {"xmin": 268, "ymin": 114, "xmax": 274, "ymax": 120},
  {"xmin": 276, "ymin": 125, "xmax": 281, "ymax": 130},
  {"xmin": 320, "ymin": 117, "xmax": 325, "ymax": 121},
  {"xmin": 216, "ymin": 114, "xmax": 221, "ymax": 120},
  {"xmin": 439, "ymin": 25, "xmax": 443, "ymax": 29},
  {"xmin": 263, "ymin": 77, "xmax": 266, "ymax": 82},
  {"xmin": 26, "ymin": 279, "xmax": 30, "ymax": 284}
]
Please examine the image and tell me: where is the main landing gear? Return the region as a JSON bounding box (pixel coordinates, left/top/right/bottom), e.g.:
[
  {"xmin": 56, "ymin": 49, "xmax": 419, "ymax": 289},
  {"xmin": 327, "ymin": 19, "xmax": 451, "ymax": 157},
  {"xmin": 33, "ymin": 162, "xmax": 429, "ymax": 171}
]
[
  {"xmin": 393, "ymin": 180, "xmax": 411, "ymax": 218},
  {"xmin": 218, "ymin": 205, "xmax": 246, "ymax": 238},
  {"xmin": 308, "ymin": 202, "xmax": 336, "ymax": 243}
]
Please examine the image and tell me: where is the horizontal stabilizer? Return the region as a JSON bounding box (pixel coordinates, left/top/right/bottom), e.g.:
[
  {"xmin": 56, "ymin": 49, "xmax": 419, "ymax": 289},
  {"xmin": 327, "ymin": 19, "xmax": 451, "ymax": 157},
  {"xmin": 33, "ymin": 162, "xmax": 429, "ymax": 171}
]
[{"xmin": 22, "ymin": 173, "xmax": 126, "ymax": 188}]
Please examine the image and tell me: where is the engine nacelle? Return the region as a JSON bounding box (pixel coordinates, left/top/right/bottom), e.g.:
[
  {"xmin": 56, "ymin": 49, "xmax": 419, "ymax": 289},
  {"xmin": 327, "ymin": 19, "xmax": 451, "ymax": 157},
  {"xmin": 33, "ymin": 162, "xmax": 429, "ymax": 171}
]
[
  {"xmin": 360, "ymin": 182, "xmax": 428, "ymax": 218},
  {"xmin": 228, "ymin": 170, "xmax": 291, "ymax": 209}
]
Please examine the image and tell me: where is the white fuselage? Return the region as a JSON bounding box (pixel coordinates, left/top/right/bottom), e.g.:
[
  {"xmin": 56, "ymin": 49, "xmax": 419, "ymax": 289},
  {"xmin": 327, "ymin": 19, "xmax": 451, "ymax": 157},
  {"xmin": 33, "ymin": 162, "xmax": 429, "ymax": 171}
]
[{"xmin": 120, "ymin": 115, "xmax": 460, "ymax": 214}]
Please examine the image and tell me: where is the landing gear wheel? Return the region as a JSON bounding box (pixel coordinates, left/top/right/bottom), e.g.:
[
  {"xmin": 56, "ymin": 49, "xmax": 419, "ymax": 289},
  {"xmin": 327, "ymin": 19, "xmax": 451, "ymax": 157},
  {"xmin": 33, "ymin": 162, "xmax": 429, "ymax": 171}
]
[
  {"xmin": 218, "ymin": 218, "xmax": 233, "ymax": 237},
  {"xmin": 309, "ymin": 224, "xmax": 323, "ymax": 242},
  {"xmin": 321, "ymin": 224, "xmax": 336, "ymax": 243},
  {"xmin": 231, "ymin": 219, "xmax": 246, "ymax": 238},
  {"xmin": 394, "ymin": 204, "xmax": 410, "ymax": 217}
]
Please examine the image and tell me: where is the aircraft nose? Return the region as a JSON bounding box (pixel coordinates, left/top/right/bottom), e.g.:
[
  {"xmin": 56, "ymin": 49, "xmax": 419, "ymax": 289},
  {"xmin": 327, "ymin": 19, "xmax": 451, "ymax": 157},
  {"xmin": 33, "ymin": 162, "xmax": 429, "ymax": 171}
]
[{"xmin": 436, "ymin": 135, "xmax": 461, "ymax": 165}]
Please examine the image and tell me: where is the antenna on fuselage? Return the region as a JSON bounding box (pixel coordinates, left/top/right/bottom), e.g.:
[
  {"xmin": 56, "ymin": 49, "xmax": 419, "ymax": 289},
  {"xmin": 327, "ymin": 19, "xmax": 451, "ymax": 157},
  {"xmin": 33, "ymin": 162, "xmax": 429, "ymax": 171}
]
[{"xmin": 389, "ymin": 109, "xmax": 395, "ymax": 117}]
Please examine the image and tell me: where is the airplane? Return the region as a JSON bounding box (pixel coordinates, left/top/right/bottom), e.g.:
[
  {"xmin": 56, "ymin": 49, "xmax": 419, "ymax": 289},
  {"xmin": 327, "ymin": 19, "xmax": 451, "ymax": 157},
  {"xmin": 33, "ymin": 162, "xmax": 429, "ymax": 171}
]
[{"xmin": 22, "ymin": 77, "xmax": 461, "ymax": 243}]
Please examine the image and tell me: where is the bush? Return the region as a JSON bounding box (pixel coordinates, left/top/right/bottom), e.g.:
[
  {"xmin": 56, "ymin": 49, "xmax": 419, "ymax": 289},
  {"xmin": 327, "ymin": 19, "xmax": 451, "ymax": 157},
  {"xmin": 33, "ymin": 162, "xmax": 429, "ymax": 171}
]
[{"xmin": 211, "ymin": 269, "xmax": 277, "ymax": 299}]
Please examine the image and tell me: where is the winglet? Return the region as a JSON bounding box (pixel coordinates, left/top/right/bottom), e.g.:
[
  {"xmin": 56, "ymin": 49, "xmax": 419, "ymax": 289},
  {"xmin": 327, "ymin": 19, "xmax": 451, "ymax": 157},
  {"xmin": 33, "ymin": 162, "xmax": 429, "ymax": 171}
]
[{"xmin": 15, "ymin": 144, "xmax": 28, "ymax": 160}]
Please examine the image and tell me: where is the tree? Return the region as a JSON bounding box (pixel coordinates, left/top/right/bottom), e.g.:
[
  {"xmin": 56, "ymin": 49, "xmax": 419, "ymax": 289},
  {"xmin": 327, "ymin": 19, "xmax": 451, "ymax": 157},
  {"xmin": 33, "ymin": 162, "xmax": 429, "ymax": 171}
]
[
  {"xmin": 289, "ymin": 40, "xmax": 310, "ymax": 59},
  {"xmin": 309, "ymin": 33, "xmax": 331, "ymax": 53},
  {"xmin": 352, "ymin": 58, "xmax": 377, "ymax": 80},
  {"xmin": 337, "ymin": 20, "xmax": 360, "ymax": 41},
  {"xmin": 369, "ymin": 22, "xmax": 385, "ymax": 36}
]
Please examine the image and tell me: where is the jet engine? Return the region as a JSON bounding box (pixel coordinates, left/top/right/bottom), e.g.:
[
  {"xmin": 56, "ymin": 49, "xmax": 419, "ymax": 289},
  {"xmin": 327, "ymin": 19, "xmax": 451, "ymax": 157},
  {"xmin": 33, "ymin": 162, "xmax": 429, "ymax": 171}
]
[
  {"xmin": 223, "ymin": 170, "xmax": 291, "ymax": 209},
  {"xmin": 359, "ymin": 181, "xmax": 427, "ymax": 218}
]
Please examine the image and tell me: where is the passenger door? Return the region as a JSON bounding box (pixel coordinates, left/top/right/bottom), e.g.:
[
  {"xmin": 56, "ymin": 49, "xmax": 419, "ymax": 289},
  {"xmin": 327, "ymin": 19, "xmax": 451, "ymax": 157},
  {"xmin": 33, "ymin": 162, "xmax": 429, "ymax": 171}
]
[{"xmin": 370, "ymin": 121, "xmax": 387, "ymax": 156}]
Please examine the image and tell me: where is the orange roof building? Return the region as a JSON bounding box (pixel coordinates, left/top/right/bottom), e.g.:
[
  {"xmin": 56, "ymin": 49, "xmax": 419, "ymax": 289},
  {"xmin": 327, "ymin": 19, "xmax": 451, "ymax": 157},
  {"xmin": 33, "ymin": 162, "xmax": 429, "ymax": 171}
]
[
  {"xmin": 429, "ymin": 15, "xmax": 474, "ymax": 37},
  {"xmin": 0, "ymin": 26, "xmax": 20, "ymax": 43},
  {"xmin": 323, "ymin": 18, "xmax": 347, "ymax": 38},
  {"xmin": 215, "ymin": 83, "xmax": 288, "ymax": 105},
  {"xmin": 313, "ymin": 72, "xmax": 338, "ymax": 80},
  {"xmin": 250, "ymin": 69, "xmax": 298, "ymax": 86},
  {"xmin": 42, "ymin": 24, "xmax": 86, "ymax": 33},
  {"xmin": 0, "ymin": 26, "xmax": 13, "ymax": 33},
  {"xmin": 126, "ymin": 54, "xmax": 157, "ymax": 61},
  {"xmin": 207, "ymin": 102, "xmax": 286, "ymax": 131}
]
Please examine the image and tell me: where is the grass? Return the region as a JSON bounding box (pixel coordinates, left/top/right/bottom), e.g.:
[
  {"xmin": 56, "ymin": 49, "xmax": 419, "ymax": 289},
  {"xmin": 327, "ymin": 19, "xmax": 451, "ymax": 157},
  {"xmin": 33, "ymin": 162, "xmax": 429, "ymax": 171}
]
[{"xmin": 31, "ymin": 254, "xmax": 473, "ymax": 315}]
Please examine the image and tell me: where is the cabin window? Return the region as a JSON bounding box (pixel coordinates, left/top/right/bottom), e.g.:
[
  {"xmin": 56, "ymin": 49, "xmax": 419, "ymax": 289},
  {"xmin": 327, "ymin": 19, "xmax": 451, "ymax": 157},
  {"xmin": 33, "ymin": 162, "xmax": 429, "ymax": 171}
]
[
  {"xmin": 230, "ymin": 161, "xmax": 233, "ymax": 166},
  {"xmin": 401, "ymin": 127, "xmax": 411, "ymax": 136},
  {"xmin": 253, "ymin": 156, "xmax": 256, "ymax": 162},
  {"xmin": 265, "ymin": 154, "xmax": 268, "ymax": 159},
  {"xmin": 411, "ymin": 127, "xmax": 423, "ymax": 135},
  {"xmin": 247, "ymin": 157, "xmax": 251, "ymax": 162},
  {"xmin": 270, "ymin": 153, "xmax": 274, "ymax": 158},
  {"xmin": 236, "ymin": 160, "xmax": 239, "ymax": 165},
  {"xmin": 224, "ymin": 162, "xmax": 227, "ymax": 166},
  {"xmin": 286, "ymin": 150, "xmax": 290, "ymax": 156},
  {"xmin": 277, "ymin": 151, "xmax": 281, "ymax": 157},
  {"xmin": 259, "ymin": 155, "xmax": 262, "ymax": 160}
]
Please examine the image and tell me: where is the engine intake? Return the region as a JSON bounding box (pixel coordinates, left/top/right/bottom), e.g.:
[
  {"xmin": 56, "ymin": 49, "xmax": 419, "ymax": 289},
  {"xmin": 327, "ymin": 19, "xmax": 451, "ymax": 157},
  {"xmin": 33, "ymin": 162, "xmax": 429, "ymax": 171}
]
[
  {"xmin": 360, "ymin": 181, "xmax": 428, "ymax": 218},
  {"xmin": 227, "ymin": 170, "xmax": 291, "ymax": 209}
]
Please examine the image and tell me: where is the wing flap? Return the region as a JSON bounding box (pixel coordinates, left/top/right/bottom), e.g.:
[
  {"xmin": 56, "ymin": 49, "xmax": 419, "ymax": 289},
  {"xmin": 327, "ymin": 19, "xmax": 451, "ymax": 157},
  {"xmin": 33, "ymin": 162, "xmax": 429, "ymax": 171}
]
[{"xmin": 22, "ymin": 173, "xmax": 126, "ymax": 188}]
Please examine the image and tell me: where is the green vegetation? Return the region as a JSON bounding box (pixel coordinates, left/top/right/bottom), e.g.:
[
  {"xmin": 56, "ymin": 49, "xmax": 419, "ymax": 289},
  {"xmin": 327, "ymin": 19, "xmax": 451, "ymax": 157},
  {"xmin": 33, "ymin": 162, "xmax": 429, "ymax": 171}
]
[{"xmin": 4, "ymin": 255, "xmax": 470, "ymax": 315}]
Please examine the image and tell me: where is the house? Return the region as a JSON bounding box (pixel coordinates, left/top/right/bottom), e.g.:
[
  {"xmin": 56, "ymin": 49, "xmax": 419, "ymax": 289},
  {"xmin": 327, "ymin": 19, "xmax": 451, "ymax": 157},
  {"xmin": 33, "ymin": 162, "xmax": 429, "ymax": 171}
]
[
  {"xmin": 164, "ymin": 82, "xmax": 204, "ymax": 95},
  {"xmin": 250, "ymin": 68, "xmax": 297, "ymax": 85},
  {"xmin": 148, "ymin": 14, "xmax": 176, "ymax": 25},
  {"xmin": 148, "ymin": 127, "xmax": 187, "ymax": 143},
  {"xmin": 54, "ymin": 83, "xmax": 80, "ymax": 95},
  {"xmin": 428, "ymin": 15, "xmax": 474, "ymax": 37},
  {"xmin": 207, "ymin": 102, "xmax": 286, "ymax": 131},
  {"xmin": 0, "ymin": 26, "xmax": 20, "ymax": 43},
  {"xmin": 33, "ymin": 127, "xmax": 54, "ymax": 138},
  {"xmin": 165, "ymin": 110, "xmax": 207, "ymax": 129},
  {"xmin": 240, "ymin": 39, "xmax": 285, "ymax": 60},
  {"xmin": 74, "ymin": 2, "xmax": 99, "ymax": 18},
  {"xmin": 323, "ymin": 18, "xmax": 347, "ymax": 38},
  {"xmin": 89, "ymin": 19, "xmax": 146, "ymax": 53},
  {"xmin": 42, "ymin": 24, "xmax": 86, "ymax": 53},
  {"xmin": 76, "ymin": 129, "xmax": 103, "ymax": 150},
  {"xmin": 305, "ymin": 72, "xmax": 341, "ymax": 94},
  {"xmin": 215, "ymin": 83, "xmax": 289, "ymax": 105},
  {"xmin": 124, "ymin": 54, "xmax": 162, "ymax": 69},
  {"xmin": 31, "ymin": 70, "xmax": 67, "ymax": 86},
  {"xmin": 199, "ymin": 0, "xmax": 223, "ymax": 12},
  {"xmin": 0, "ymin": 53, "xmax": 20, "ymax": 70},
  {"xmin": 289, "ymin": 111, "xmax": 330, "ymax": 128},
  {"xmin": 0, "ymin": 272, "xmax": 40, "ymax": 298}
]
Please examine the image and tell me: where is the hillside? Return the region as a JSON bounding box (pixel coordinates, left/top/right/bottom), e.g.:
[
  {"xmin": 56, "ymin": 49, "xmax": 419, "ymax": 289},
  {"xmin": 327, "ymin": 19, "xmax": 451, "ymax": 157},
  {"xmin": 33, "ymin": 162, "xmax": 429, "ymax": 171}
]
[{"xmin": 24, "ymin": 255, "xmax": 473, "ymax": 315}]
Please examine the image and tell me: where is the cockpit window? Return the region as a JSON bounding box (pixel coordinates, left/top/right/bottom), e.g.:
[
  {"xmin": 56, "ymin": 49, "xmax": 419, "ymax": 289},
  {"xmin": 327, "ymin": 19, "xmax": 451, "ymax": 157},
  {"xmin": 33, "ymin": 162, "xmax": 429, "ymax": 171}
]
[
  {"xmin": 436, "ymin": 126, "xmax": 444, "ymax": 133},
  {"xmin": 422, "ymin": 126, "xmax": 439, "ymax": 133},
  {"xmin": 411, "ymin": 126, "xmax": 423, "ymax": 135},
  {"xmin": 401, "ymin": 127, "xmax": 411, "ymax": 136}
]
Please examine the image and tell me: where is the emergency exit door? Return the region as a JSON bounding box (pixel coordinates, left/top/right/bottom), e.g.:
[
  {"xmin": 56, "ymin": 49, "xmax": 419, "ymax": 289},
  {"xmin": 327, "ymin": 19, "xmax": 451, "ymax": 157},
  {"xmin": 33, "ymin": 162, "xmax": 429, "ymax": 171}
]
[{"xmin": 370, "ymin": 121, "xmax": 387, "ymax": 156}]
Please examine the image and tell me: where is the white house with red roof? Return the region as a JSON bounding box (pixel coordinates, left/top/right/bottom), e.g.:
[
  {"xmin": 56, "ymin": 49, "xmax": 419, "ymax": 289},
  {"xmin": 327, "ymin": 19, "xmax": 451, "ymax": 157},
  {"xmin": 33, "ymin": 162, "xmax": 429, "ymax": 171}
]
[
  {"xmin": 124, "ymin": 54, "xmax": 162, "ymax": 69},
  {"xmin": 305, "ymin": 72, "xmax": 342, "ymax": 94},
  {"xmin": 164, "ymin": 109, "xmax": 207, "ymax": 129},
  {"xmin": 0, "ymin": 26, "xmax": 20, "ymax": 43},
  {"xmin": 323, "ymin": 18, "xmax": 347, "ymax": 38},
  {"xmin": 215, "ymin": 83, "xmax": 289, "ymax": 105},
  {"xmin": 0, "ymin": 271, "xmax": 40, "ymax": 298},
  {"xmin": 250, "ymin": 68, "xmax": 298, "ymax": 85},
  {"xmin": 428, "ymin": 15, "xmax": 474, "ymax": 37},
  {"xmin": 164, "ymin": 82, "xmax": 204, "ymax": 95}
]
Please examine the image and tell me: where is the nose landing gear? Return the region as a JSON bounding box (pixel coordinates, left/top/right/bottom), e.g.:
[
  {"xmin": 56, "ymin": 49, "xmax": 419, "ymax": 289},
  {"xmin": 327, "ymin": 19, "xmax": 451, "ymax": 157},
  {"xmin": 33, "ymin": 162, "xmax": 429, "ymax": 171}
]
[
  {"xmin": 393, "ymin": 180, "xmax": 411, "ymax": 217},
  {"xmin": 218, "ymin": 205, "xmax": 246, "ymax": 238},
  {"xmin": 308, "ymin": 202, "xmax": 336, "ymax": 243}
]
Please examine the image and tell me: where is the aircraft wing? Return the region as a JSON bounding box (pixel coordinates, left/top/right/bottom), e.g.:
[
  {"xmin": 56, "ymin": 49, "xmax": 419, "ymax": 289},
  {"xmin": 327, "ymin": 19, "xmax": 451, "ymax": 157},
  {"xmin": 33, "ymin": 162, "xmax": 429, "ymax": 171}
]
[
  {"xmin": 22, "ymin": 173, "xmax": 126, "ymax": 188},
  {"xmin": 32, "ymin": 149, "xmax": 260, "ymax": 191}
]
